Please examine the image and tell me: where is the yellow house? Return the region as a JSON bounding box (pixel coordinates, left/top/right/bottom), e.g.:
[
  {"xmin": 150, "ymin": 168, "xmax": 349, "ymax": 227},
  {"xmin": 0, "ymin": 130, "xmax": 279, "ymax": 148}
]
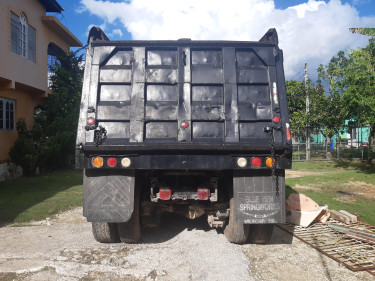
[{"xmin": 0, "ymin": 0, "xmax": 82, "ymax": 168}]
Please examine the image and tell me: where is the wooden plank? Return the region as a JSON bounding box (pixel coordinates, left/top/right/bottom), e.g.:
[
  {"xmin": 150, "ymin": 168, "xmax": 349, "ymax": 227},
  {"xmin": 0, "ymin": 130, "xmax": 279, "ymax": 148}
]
[
  {"xmin": 339, "ymin": 210, "xmax": 358, "ymax": 223},
  {"xmin": 330, "ymin": 210, "xmax": 351, "ymax": 224}
]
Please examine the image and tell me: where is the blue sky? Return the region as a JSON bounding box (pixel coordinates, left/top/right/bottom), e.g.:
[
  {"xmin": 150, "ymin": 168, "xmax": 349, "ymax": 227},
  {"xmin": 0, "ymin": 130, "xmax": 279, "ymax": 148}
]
[{"xmin": 52, "ymin": 0, "xmax": 375, "ymax": 80}]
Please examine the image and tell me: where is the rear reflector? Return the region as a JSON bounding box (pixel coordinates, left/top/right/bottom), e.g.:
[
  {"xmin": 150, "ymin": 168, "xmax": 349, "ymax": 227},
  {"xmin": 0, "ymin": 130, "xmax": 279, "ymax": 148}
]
[
  {"xmin": 237, "ymin": 157, "xmax": 247, "ymax": 168},
  {"xmin": 197, "ymin": 188, "xmax": 210, "ymax": 200},
  {"xmin": 92, "ymin": 157, "xmax": 104, "ymax": 168},
  {"xmin": 181, "ymin": 122, "xmax": 189, "ymax": 129},
  {"xmin": 251, "ymin": 157, "xmax": 262, "ymax": 167},
  {"xmin": 159, "ymin": 188, "xmax": 171, "ymax": 200},
  {"xmin": 273, "ymin": 116, "xmax": 280, "ymax": 123},
  {"xmin": 87, "ymin": 117, "xmax": 95, "ymax": 125},
  {"xmin": 107, "ymin": 157, "xmax": 117, "ymax": 167},
  {"xmin": 121, "ymin": 157, "xmax": 131, "ymax": 168},
  {"xmin": 272, "ymin": 82, "xmax": 279, "ymax": 104},
  {"xmin": 266, "ymin": 157, "xmax": 275, "ymax": 167}
]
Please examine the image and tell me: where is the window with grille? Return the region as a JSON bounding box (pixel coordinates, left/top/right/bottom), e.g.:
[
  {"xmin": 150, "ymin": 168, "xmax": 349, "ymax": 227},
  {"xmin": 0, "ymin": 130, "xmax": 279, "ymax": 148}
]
[
  {"xmin": 0, "ymin": 98, "xmax": 16, "ymax": 130},
  {"xmin": 10, "ymin": 12, "xmax": 36, "ymax": 63},
  {"xmin": 47, "ymin": 43, "xmax": 63, "ymax": 88}
]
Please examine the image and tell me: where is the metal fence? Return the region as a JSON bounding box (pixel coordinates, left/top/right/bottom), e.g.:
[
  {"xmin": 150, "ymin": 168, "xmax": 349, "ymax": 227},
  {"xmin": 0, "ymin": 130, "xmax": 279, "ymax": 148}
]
[{"xmin": 293, "ymin": 141, "xmax": 369, "ymax": 161}]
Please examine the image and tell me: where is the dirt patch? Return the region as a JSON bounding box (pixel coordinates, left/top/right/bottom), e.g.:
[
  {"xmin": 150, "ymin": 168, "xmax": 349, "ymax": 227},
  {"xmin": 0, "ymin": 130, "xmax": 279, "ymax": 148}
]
[
  {"xmin": 344, "ymin": 181, "xmax": 375, "ymax": 200},
  {"xmin": 292, "ymin": 181, "xmax": 375, "ymax": 202},
  {"xmin": 1, "ymin": 208, "xmax": 374, "ymax": 280},
  {"xmin": 285, "ymin": 170, "xmax": 324, "ymax": 179},
  {"xmin": 82, "ymin": 272, "xmax": 137, "ymax": 281},
  {"xmin": 292, "ymin": 184, "xmax": 321, "ymax": 193},
  {"xmin": 11, "ymin": 207, "xmax": 86, "ymax": 227},
  {"xmin": 60, "ymin": 248, "xmax": 131, "ymax": 266},
  {"xmin": 0, "ymin": 212, "xmax": 251, "ymax": 281},
  {"xmin": 0, "ymin": 272, "xmax": 17, "ymax": 281},
  {"xmin": 334, "ymin": 194, "xmax": 358, "ymax": 204},
  {"xmin": 241, "ymin": 226, "xmax": 373, "ymax": 281}
]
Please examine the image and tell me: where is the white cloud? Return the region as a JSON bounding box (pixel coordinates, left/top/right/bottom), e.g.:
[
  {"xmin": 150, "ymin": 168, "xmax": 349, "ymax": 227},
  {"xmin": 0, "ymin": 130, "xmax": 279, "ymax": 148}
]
[
  {"xmin": 78, "ymin": 0, "xmax": 375, "ymax": 79},
  {"xmin": 111, "ymin": 29, "xmax": 123, "ymax": 38},
  {"xmin": 289, "ymin": 0, "xmax": 326, "ymax": 18}
]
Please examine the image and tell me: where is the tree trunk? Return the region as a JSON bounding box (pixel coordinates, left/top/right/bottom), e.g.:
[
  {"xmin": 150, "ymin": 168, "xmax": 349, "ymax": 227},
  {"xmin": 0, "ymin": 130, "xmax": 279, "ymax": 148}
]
[{"xmin": 325, "ymin": 136, "xmax": 331, "ymax": 160}]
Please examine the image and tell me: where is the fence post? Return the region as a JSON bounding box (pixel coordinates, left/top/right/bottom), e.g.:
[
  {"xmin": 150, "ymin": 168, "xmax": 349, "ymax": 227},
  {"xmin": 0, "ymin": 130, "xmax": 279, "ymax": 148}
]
[{"xmin": 297, "ymin": 143, "xmax": 300, "ymax": 160}]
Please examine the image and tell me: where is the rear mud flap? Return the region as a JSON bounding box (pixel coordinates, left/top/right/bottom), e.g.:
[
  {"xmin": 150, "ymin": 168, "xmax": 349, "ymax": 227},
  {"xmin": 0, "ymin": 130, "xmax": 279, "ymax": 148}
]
[
  {"xmin": 233, "ymin": 170, "xmax": 285, "ymax": 224},
  {"xmin": 83, "ymin": 169, "xmax": 135, "ymax": 223}
]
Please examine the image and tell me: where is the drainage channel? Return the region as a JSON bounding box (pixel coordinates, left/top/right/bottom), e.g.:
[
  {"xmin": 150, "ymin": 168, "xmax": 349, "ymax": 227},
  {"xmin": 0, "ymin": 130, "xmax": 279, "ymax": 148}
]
[{"xmin": 277, "ymin": 219, "xmax": 375, "ymax": 276}]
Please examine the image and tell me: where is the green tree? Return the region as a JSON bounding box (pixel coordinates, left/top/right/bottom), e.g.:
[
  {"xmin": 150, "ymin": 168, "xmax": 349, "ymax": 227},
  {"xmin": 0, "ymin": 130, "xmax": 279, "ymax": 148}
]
[
  {"xmin": 286, "ymin": 77, "xmax": 346, "ymax": 159},
  {"xmin": 340, "ymin": 40, "xmax": 375, "ymax": 163},
  {"xmin": 9, "ymin": 118, "xmax": 44, "ymax": 172},
  {"xmin": 315, "ymin": 56, "xmax": 348, "ymax": 158},
  {"xmin": 9, "ymin": 51, "xmax": 83, "ymax": 171},
  {"xmin": 285, "ymin": 80, "xmax": 308, "ymax": 140},
  {"xmin": 41, "ymin": 52, "xmax": 83, "ymax": 168},
  {"xmin": 317, "ymin": 39, "xmax": 375, "ymax": 163},
  {"xmin": 286, "ymin": 80, "xmax": 326, "ymax": 140}
]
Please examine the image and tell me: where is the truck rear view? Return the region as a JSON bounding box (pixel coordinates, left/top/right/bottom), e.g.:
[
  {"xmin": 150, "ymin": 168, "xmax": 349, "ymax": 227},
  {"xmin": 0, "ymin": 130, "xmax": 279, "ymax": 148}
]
[{"xmin": 76, "ymin": 27, "xmax": 292, "ymax": 244}]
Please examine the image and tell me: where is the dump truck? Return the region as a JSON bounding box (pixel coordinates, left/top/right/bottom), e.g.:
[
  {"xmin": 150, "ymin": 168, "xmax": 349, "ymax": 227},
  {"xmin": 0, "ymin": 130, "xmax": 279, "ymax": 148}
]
[{"xmin": 76, "ymin": 27, "xmax": 292, "ymax": 244}]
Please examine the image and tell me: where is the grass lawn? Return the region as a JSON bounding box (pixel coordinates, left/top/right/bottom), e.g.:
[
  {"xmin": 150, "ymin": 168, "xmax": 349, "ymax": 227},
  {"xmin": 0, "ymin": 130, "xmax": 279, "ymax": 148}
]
[
  {"xmin": 0, "ymin": 169, "xmax": 83, "ymax": 226},
  {"xmin": 286, "ymin": 161, "xmax": 375, "ymax": 225}
]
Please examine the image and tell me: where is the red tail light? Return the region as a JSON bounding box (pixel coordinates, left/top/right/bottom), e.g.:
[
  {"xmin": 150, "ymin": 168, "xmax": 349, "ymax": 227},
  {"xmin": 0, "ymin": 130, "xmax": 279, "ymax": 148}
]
[
  {"xmin": 251, "ymin": 157, "xmax": 262, "ymax": 167},
  {"xmin": 197, "ymin": 188, "xmax": 209, "ymax": 200},
  {"xmin": 107, "ymin": 157, "xmax": 117, "ymax": 167},
  {"xmin": 87, "ymin": 117, "xmax": 95, "ymax": 125},
  {"xmin": 273, "ymin": 116, "xmax": 280, "ymax": 123},
  {"xmin": 159, "ymin": 188, "xmax": 171, "ymax": 200},
  {"xmin": 181, "ymin": 122, "xmax": 189, "ymax": 129}
]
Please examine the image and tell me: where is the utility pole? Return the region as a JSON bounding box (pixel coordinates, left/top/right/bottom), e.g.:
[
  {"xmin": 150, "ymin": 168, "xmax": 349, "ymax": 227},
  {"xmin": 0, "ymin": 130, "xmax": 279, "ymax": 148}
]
[{"xmin": 305, "ymin": 63, "xmax": 310, "ymax": 160}]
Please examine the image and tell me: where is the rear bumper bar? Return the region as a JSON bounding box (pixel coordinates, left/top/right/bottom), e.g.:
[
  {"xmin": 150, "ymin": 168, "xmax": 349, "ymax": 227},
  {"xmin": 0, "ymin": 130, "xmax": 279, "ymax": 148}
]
[{"xmin": 76, "ymin": 153, "xmax": 292, "ymax": 170}]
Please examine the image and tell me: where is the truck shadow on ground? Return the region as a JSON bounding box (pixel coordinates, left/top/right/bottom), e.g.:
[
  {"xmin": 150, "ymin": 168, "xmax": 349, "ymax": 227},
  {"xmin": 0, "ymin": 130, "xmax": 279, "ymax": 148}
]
[
  {"xmin": 270, "ymin": 225, "xmax": 294, "ymax": 244},
  {"xmin": 141, "ymin": 212, "xmax": 294, "ymax": 245},
  {"xmin": 141, "ymin": 213, "xmax": 212, "ymax": 244}
]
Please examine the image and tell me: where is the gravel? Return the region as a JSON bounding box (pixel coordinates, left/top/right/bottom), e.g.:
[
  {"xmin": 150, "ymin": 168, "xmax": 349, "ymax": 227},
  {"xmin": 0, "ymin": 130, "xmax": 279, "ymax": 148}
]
[{"xmin": 0, "ymin": 207, "xmax": 373, "ymax": 280}]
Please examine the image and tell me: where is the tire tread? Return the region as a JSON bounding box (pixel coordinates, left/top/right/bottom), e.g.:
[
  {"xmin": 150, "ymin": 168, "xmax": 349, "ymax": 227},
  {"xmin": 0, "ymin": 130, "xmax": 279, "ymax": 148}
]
[{"xmin": 92, "ymin": 222, "xmax": 119, "ymax": 243}]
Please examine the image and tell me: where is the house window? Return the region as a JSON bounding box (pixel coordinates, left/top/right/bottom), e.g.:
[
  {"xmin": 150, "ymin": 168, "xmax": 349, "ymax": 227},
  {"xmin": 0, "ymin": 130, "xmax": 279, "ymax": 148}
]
[
  {"xmin": 10, "ymin": 12, "xmax": 36, "ymax": 62},
  {"xmin": 0, "ymin": 98, "xmax": 16, "ymax": 130},
  {"xmin": 47, "ymin": 43, "xmax": 63, "ymax": 88}
]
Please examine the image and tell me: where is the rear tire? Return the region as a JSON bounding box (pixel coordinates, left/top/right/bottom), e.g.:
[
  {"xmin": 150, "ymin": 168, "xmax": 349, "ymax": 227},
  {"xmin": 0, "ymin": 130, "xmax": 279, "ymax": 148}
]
[
  {"xmin": 118, "ymin": 185, "xmax": 141, "ymax": 243},
  {"xmin": 248, "ymin": 224, "xmax": 274, "ymax": 244},
  {"xmin": 92, "ymin": 222, "xmax": 119, "ymax": 243},
  {"xmin": 224, "ymin": 197, "xmax": 250, "ymax": 244}
]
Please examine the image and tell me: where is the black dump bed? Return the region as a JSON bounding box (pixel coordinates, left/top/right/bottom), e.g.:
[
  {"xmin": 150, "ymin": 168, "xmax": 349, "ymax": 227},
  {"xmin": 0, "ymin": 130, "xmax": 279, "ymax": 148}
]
[{"xmin": 76, "ymin": 29, "xmax": 292, "ymax": 169}]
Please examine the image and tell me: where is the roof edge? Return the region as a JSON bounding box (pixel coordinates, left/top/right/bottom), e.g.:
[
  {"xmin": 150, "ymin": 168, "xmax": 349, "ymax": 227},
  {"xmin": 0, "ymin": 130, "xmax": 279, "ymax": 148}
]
[
  {"xmin": 41, "ymin": 16, "xmax": 83, "ymax": 47},
  {"xmin": 38, "ymin": 0, "xmax": 63, "ymax": 13}
]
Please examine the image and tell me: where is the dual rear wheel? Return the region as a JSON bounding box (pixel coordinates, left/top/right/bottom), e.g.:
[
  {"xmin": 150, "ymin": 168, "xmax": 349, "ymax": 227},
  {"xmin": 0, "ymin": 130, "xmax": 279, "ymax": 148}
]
[
  {"xmin": 92, "ymin": 196, "xmax": 274, "ymax": 245},
  {"xmin": 92, "ymin": 215, "xmax": 141, "ymax": 243},
  {"xmin": 92, "ymin": 189, "xmax": 141, "ymax": 243}
]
